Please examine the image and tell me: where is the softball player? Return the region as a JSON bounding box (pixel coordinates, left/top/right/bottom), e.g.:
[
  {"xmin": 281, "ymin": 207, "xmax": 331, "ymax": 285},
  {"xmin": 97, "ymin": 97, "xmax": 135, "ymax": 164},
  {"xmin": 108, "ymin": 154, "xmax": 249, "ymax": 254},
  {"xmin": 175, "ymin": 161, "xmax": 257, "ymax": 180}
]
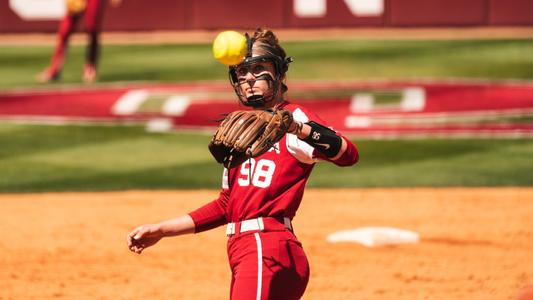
[
  {"xmin": 127, "ymin": 28, "xmax": 359, "ymax": 300},
  {"xmin": 37, "ymin": 0, "xmax": 122, "ymax": 83}
]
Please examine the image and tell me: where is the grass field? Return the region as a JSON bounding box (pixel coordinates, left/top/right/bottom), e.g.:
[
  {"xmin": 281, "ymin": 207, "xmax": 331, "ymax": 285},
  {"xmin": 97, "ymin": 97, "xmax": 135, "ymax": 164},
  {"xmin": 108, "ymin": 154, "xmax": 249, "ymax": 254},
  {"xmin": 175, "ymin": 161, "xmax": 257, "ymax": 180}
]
[
  {"xmin": 1, "ymin": 38, "xmax": 532, "ymax": 192},
  {"xmin": 0, "ymin": 123, "xmax": 532, "ymax": 192},
  {"xmin": 1, "ymin": 39, "xmax": 533, "ymax": 89}
]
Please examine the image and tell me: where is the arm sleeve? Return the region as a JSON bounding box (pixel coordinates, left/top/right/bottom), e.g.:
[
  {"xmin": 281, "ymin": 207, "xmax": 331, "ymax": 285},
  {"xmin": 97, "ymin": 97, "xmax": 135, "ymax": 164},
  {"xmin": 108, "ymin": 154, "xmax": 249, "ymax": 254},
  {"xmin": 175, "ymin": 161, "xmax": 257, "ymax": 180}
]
[
  {"xmin": 288, "ymin": 105, "xmax": 358, "ymax": 166},
  {"xmin": 286, "ymin": 107, "xmax": 319, "ymax": 164},
  {"xmin": 312, "ymin": 135, "xmax": 358, "ymax": 166},
  {"xmin": 188, "ymin": 188, "xmax": 229, "ymax": 233}
]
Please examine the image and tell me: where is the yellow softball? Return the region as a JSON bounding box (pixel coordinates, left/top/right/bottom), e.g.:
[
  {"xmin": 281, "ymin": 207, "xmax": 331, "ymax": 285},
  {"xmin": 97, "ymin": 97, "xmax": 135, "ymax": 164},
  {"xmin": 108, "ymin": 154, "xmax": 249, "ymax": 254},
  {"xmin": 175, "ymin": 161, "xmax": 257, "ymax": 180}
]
[
  {"xmin": 212, "ymin": 31, "xmax": 247, "ymax": 66},
  {"xmin": 65, "ymin": 0, "xmax": 86, "ymax": 15}
]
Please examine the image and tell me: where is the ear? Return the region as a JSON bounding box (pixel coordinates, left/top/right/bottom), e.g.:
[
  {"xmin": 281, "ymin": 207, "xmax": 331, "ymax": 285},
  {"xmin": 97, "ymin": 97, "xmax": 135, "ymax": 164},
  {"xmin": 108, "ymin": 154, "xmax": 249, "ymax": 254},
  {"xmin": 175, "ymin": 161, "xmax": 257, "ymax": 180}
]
[{"xmin": 280, "ymin": 76, "xmax": 288, "ymax": 94}]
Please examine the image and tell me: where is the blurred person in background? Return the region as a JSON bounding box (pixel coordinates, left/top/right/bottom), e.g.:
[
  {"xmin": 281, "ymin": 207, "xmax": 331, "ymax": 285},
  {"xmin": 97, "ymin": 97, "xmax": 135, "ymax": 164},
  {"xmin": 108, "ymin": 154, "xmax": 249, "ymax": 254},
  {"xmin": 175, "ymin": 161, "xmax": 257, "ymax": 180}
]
[{"xmin": 37, "ymin": 0, "xmax": 122, "ymax": 83}]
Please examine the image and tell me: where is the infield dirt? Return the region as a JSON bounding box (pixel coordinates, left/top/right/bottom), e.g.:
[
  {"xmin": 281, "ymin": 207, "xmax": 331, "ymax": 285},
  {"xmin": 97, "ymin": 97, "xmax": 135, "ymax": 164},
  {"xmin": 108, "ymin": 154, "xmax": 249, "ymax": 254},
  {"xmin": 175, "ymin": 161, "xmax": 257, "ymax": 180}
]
[{"xmin": 1, "ymin": 188, "xmax": 532, "ymax": 300}]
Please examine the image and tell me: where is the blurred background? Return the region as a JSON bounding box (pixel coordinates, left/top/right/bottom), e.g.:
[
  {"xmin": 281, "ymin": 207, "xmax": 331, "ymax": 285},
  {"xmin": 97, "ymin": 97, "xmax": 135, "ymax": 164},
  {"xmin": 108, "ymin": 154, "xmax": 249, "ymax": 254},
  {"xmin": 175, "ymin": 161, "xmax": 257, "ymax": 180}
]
[
  {"xmin": 2, "ymin": 2, "xmax": 533, "ymax": 300},
  {"xmin": 0, "ymin": 0, "xmax": 532, "ymax": 192}
]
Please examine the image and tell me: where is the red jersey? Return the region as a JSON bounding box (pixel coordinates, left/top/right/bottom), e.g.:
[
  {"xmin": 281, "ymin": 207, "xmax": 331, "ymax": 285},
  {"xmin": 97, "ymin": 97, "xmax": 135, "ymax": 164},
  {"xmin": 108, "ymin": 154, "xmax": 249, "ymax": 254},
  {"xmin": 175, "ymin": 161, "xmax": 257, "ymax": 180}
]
[{"xmin": 189, "ymin": 101, "xmax": 358, "ymax": 232}]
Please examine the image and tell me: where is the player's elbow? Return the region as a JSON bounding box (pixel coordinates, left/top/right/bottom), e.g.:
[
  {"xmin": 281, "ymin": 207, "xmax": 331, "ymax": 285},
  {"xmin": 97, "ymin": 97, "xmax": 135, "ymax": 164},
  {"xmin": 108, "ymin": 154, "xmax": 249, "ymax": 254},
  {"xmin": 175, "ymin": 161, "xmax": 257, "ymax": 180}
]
[
  {"xmin": 331, "ymin": 140, "xmax": 359, "ymax": 167},
  {"xmin": 332, "ymin": 151, "xmax": 359, "ymax": 167}
]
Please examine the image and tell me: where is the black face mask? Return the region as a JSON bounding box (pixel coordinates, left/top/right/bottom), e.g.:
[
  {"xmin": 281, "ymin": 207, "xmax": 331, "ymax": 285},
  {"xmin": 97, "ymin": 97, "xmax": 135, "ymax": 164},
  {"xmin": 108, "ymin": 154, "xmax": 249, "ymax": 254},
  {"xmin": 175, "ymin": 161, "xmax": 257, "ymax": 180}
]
[
  {"xmin": 229, "ymin": 56, "xmax": 292, "ymax": 107},
  {"xmin": 240, "ymin": 73, "xmax": 277, "ymax": 108},
  {"xmin": 228, "ymin": 34, "xmax": 293, "ymax": 107}
]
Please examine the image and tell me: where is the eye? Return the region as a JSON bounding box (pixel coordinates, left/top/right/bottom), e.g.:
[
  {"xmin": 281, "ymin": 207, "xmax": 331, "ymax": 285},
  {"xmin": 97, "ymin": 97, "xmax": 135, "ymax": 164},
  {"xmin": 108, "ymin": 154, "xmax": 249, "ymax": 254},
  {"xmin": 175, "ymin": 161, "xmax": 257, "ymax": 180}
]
[
  {"xmin": 252, "ymin": 65, "xmax": 265, "ymax": 74},
  {"xmin": 236, "ymin": 67, "xmax": 249, "ymax": 77}
]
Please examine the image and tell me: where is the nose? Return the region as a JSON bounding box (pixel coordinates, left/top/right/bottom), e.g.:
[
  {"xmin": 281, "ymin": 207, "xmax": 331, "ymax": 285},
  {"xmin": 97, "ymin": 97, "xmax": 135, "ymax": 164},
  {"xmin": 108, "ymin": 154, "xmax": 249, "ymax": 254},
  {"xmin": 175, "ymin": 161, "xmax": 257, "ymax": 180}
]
[
  {"xmin": 242, "ymin": 72, "xmax": 256, "ymax": 87},
  {"xmin": 244, "ymin": 71, "xmax": 256, "ymax": 81}
]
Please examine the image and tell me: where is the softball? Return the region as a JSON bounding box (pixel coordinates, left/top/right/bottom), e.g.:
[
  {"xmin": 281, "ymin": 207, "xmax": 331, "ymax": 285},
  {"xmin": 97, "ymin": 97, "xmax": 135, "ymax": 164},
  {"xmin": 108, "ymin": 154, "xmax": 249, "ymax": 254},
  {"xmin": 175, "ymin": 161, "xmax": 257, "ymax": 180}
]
[
  {"xmin": 212, "ymin": 31, "xmax": 247, "ymax": 66},
  {"xmin": 65, "ymin": 0, "xmax": 87, "ymax": 15}
]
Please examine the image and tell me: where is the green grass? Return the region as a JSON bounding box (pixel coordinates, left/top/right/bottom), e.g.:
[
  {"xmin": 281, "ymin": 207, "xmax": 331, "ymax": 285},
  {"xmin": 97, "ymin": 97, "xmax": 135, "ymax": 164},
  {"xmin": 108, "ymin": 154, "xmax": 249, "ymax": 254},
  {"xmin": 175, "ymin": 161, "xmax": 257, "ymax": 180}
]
[
  {"xmin": 1, "ymin": 38, "xmax": 532, "ymax": 191},
  {"xmin": 1, "ymin": 39, "xmax": 533, "ymax": 89},
  {"xmin": 0, "ymin": 124, "xmax": 221, "ymax": 192},
  {"xmin": 311, "ymin": 138, "xmax": 533, "ymax": 187},
  {"xmin": 1, "ymin": 123, "xmax": 532, "ymax": 192}
]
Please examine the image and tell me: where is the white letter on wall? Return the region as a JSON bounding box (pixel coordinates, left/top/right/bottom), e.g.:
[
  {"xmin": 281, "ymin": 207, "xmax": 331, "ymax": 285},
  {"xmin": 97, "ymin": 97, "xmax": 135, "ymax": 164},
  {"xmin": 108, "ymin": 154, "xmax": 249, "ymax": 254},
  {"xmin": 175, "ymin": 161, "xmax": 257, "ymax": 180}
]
[
  {"xmin": 294, "ymin": 0, "xmax": 384, "ymax": 18},
  {"xmin": 9, "ymin": 0, "xmax": 65, "ymax": 20},
  {"xmin": 294, "ymin": 0, "xmax": 326, "ymax": 17}
]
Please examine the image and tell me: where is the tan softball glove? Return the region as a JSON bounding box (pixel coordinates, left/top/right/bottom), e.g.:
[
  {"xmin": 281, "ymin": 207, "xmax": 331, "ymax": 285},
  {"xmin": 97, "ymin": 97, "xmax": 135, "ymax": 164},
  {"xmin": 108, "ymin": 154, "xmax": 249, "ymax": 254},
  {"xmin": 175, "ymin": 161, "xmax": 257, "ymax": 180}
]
[{"xmin": 209, "ymin": 108, "xmax": 293, "ymax": 168}]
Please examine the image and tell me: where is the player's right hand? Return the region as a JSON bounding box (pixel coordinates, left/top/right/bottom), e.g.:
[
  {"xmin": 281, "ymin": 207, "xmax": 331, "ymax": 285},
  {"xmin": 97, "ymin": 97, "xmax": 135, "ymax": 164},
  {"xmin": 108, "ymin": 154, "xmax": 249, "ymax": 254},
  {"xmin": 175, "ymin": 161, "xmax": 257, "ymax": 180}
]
[{"xmin": 127, "ymin": 224, "xmax": 163, "ymax": 254}]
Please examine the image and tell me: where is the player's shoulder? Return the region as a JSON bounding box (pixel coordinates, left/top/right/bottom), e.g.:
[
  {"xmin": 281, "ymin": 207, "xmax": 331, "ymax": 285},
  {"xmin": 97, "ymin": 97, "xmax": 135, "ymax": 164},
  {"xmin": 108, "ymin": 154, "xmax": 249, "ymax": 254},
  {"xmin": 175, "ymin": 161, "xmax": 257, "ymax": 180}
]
[
  {"xmin": 282, "ymin": 101, "xmax": 307, "ymax": 112},
  {"xmin": 281, "ymin": 101, "xmax": 323, "ymax": 124}
]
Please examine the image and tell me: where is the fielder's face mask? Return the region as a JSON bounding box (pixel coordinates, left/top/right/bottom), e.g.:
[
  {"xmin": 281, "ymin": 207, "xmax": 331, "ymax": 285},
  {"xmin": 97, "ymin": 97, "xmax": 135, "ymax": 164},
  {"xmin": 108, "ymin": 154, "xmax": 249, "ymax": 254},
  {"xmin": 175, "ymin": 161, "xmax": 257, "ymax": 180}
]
[{"xmin": 229, "ymin": 34, "xmax": 293, "ymax": 108}]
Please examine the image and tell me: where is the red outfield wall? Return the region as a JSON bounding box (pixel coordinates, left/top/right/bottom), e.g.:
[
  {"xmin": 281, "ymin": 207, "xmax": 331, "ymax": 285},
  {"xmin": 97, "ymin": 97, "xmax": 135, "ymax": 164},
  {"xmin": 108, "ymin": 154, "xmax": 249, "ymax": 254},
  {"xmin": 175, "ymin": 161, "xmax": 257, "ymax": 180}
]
[
  {"xmin": 1, "ymin": 81, "xmax": 532, "ymax": 138},
  {"xmin": 1, "ymin": 0, "xmax": 532, "ymax": 33}
]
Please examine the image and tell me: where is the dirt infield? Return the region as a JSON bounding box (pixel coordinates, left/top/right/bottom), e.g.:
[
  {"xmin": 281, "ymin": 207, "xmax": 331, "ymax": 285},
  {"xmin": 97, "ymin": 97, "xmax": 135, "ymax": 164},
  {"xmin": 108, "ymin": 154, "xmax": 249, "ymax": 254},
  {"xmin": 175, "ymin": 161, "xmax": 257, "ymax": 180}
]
[{"xmin": 1, "ymin": 188, "xmax": 532, "ymax": 300}]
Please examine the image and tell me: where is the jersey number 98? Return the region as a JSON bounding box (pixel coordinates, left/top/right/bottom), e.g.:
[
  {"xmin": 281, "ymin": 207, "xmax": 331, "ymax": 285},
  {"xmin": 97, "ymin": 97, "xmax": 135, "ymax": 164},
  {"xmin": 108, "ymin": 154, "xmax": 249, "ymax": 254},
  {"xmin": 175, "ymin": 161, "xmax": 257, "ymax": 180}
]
[{"xmin": 238, "ymin": 158, "xmax": 276, "ymax": 188}]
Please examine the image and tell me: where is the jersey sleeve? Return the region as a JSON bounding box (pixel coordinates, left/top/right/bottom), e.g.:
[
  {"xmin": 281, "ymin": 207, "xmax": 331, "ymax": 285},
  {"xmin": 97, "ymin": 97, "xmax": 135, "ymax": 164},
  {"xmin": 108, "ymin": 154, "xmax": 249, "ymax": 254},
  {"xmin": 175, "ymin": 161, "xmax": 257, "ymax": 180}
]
[
  {"xmin": 188, "ymin": 168, "xmax": 230, "ymax": 233},
  {"xmin": 286, "ymin": 107, "xmax": 319, "ymax": 164},
  {"xmin": 324, "ymin": 136, "xmax": 359, "ymax": 166},
  {"xmin": 309, "ymin": 131, "xmax": 359, "ymax": 166},
  {"xmin": 287, "ymin": 104, "xmax": 359, "ymax": 166}
]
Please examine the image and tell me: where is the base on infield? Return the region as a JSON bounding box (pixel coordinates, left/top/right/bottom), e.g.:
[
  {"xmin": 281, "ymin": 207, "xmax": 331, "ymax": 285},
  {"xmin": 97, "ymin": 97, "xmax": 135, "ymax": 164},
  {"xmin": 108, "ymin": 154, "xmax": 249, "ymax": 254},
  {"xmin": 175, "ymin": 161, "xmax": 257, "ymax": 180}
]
[{"xmin": 326, "ymin": 226, "xmax": 420, "ymax": 247}]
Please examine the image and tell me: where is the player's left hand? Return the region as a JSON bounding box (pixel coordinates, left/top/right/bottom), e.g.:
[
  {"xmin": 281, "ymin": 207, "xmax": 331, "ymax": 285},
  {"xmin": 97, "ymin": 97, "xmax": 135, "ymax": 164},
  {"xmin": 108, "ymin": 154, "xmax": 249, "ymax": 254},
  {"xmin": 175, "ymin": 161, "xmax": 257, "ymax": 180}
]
[
  {"xmin": 127, "ymin": 224, "xmax": 163, "ymax": 254},
  {"xmin": 208, "ymin": 107, "xmax": 293, "ymax": 168}
]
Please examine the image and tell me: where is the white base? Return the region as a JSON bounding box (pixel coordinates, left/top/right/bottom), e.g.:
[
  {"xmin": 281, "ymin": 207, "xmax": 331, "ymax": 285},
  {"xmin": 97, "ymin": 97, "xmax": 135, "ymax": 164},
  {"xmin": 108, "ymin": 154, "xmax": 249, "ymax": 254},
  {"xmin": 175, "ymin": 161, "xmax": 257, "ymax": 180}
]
[{"xmin": 326, "ymin": 226, "xmax": 420, "ymax": 247}]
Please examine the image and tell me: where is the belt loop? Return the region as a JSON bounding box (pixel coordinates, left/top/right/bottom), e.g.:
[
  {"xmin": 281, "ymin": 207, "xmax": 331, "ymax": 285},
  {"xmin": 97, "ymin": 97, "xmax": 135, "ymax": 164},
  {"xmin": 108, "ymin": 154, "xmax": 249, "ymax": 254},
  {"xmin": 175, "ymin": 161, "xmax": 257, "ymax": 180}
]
[
  {"xmin": 226, "ymin": 222, "xmax": 235, "ymax": 237},
  {"xmin": 257, "ymin": 217, "xmax": 264, "ymax": 231},
  {"xmin": 283, "ymin": 217, "xmax": 292, "ymax": 230}
]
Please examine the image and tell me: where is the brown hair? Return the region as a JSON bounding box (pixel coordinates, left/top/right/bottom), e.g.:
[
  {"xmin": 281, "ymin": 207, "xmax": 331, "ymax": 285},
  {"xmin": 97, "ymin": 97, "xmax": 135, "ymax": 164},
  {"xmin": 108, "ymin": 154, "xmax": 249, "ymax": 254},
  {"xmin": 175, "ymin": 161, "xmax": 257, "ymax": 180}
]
[
  {"xmin": 251, "ymin": 28, "xmax": 287, "ymax": 59},
  {"xmin": 250, "ymin": 28, "xmax": 289, "ymax": 93}
]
